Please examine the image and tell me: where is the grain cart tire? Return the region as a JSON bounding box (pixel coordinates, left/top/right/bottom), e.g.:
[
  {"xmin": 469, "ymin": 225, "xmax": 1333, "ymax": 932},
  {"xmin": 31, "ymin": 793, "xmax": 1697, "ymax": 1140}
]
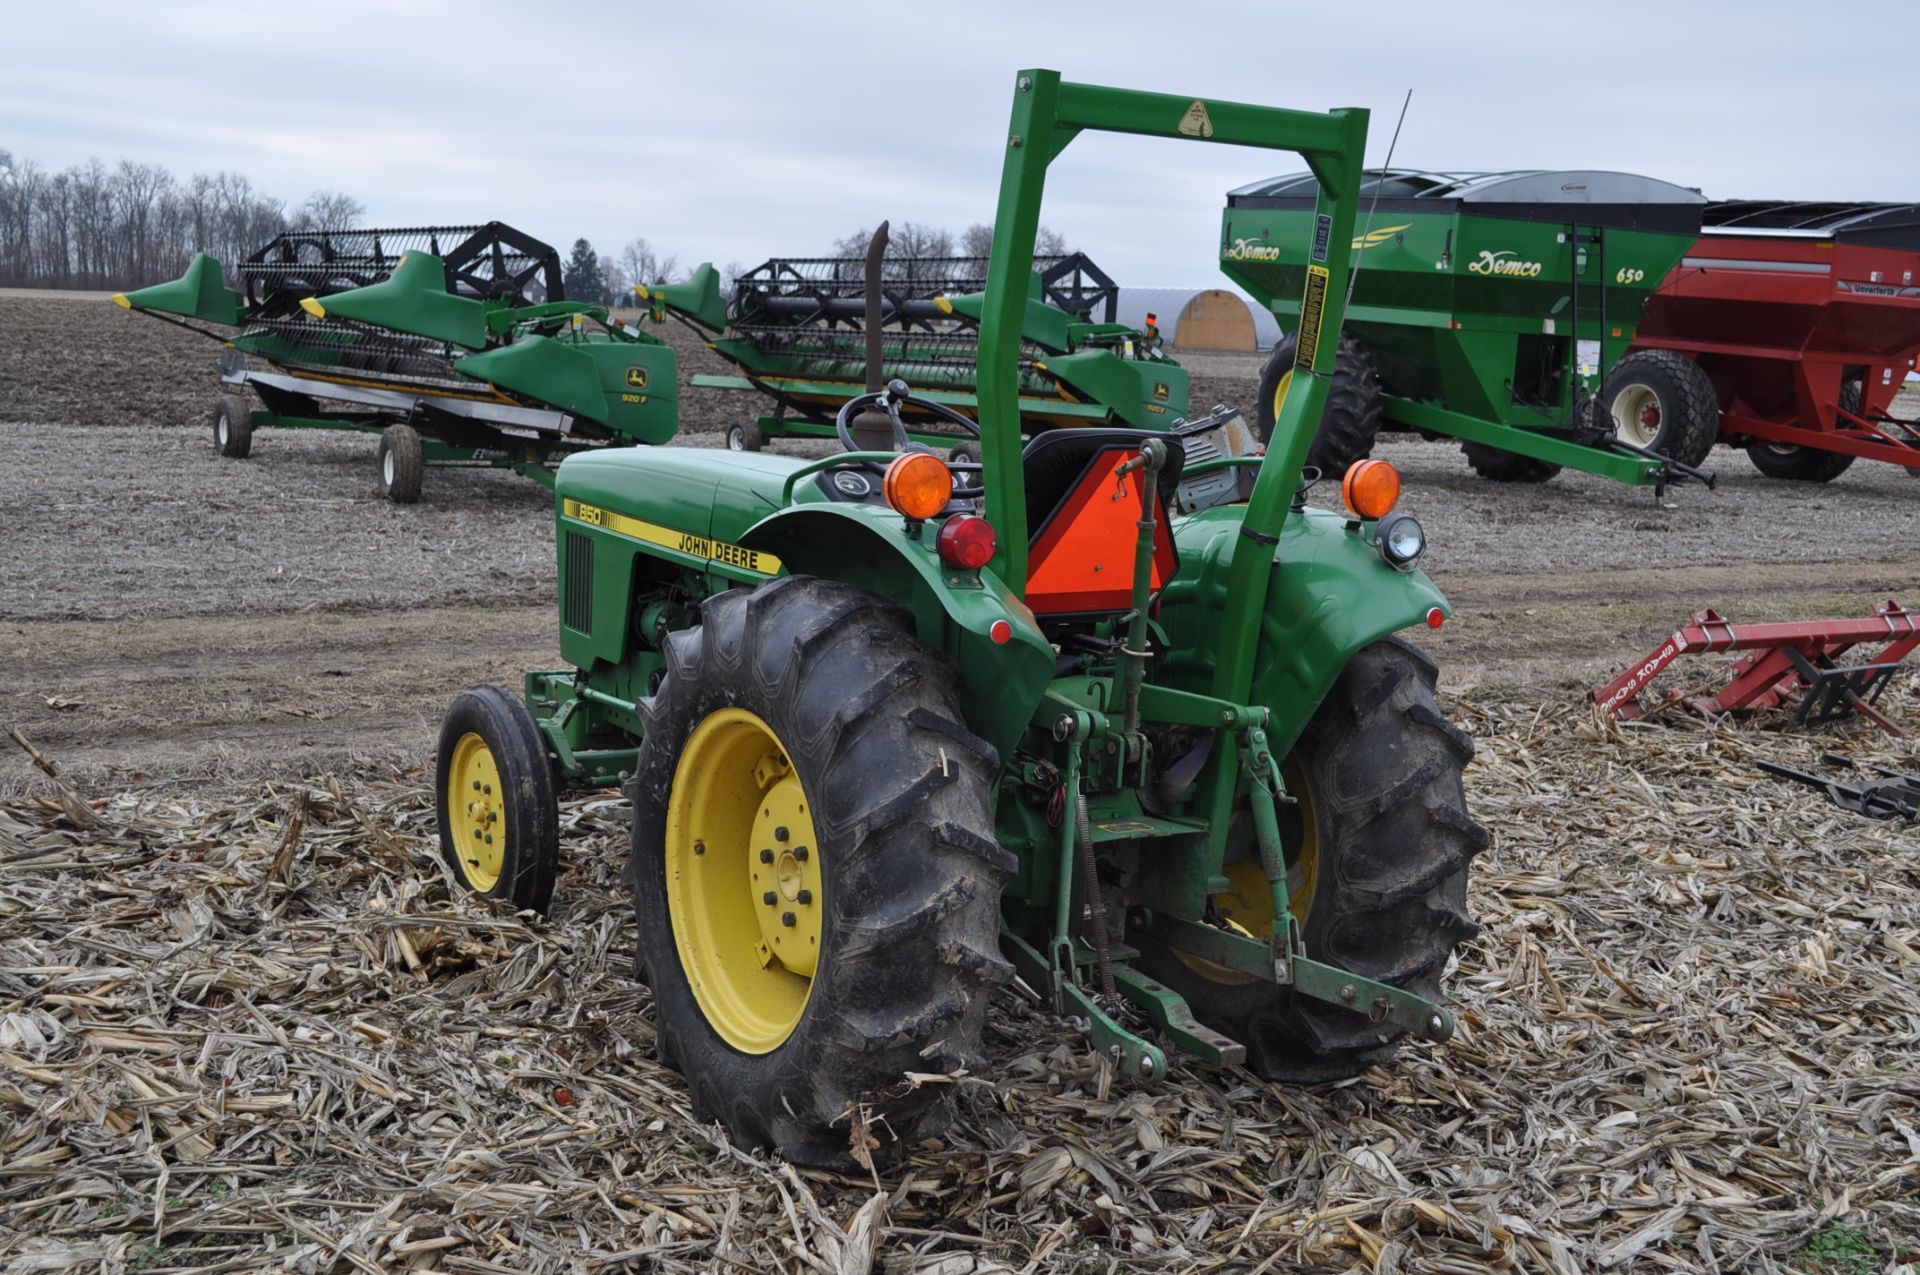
[
  {"xmin": 1132, "ymin": 637, "xmax": 1484, "ymax": 1082},
  {"xmin": 1744, "ymin": 379, "xmax": 1859, "ymax": 483},
  {"xmin": 212, "ymin": 395, "xmax": 253, "ymax": 459},
  {"xmin": 1460, "ymin": 441, "xmax": 1562, "ymax": 483},
  {"xmin": 434, "ymin": 684, "xmax": 559, "ymax": 914},
  {"xmin": 949, "ymin": 441, "xmax": 983, "ymax": 466},
  {"xmin": 378, "ymin": 423, "xmax": 424, "ymax": 503},
  {"xmin": 629, "ymin": 576, "xmax": 1014, "ymax": 1168},
  {"xmin": 1256, "ymin": 334, "xmax": 1383, "ymax": 478},
  {"xmin": 725, "ymin": 421, "xmax": 767, "ymax": 453},
  {"xmin": 1597, "ymin": 349, "xmax": 1719, "ymax": 467}
]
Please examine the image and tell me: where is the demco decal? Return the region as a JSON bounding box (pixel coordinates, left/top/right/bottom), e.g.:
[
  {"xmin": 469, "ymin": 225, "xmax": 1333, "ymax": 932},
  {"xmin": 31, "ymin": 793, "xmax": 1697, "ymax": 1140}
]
[{"xmin": 1467, "ymin": 249, "xmax": 1543, "ymax": 278}]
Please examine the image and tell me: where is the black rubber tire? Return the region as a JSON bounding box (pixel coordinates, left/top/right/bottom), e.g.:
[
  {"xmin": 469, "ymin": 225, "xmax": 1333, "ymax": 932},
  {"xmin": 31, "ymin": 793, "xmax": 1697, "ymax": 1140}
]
[
  {"xmin": 725, "ymin": 421, "xmax": 767, "ymax": 453},
  {"xmin": 213, "ymin": 394, "xmax": 253, "ymax": 459},
  {"xmin": 1255, "ymin": 334, "xmax": 1383, "ymax": 480},
  {"xmin": 1596, "ymin": 349, "xmax": 1719, "ymax": 468},
  {"xmin": 378, "ymin": 423, "xmax": 424, "ymax": 503},
  {"xmin": 948, "ymin": 440, "xmax": 983, "ymax": 466},
  {"xmin": 434, "ymin": 684, "xmax": 560, "ymax": 914},
  {"xmin": 1744, "ymin": 379, "xmax": 1859, "ymax": 483},
  {"xmin": 629, "ymin": 576, "xmax": 1014, "ymax": 1168},
  {"xmin": 1131, "ymin": 637, "xmax": 1485, "ymax": 1081},
  {"xmin": 1460, "ymin": 440, "xmax": 1563, "ymax": 484}
]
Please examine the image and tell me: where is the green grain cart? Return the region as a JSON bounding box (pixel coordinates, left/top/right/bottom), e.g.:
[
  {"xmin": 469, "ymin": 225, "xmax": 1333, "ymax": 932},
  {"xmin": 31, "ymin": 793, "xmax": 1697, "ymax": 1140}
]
[
  {"xmin": 1222, "ymin": 169, "xmax": 1718, "ymax": 486},
  {"xmin": 435, "ymin": 73, "xmax": 1483, "ymax": 1168}
]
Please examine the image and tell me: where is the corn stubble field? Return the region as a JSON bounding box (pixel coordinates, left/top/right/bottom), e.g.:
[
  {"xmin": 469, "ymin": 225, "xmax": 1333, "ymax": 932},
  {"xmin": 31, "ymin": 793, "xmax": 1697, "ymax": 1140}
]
[{"xmin": 2, "ymin": 293, "xmax": 1918, "ymax": 1273}]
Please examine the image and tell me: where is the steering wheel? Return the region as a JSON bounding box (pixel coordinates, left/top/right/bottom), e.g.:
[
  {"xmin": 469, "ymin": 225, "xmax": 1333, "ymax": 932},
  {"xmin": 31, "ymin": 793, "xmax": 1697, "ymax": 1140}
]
[{"xmin": 834, "ymin": 378, "xmax": 981, "ymax": 460}]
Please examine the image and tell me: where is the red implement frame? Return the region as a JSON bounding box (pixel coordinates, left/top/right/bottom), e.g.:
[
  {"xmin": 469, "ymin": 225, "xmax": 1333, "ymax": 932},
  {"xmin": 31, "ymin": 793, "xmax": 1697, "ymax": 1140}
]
[
  {"xmin": 1632, "ymin": 202, "xmax": 1920, "ymax": 473},
  {"xmin": 1592, "ymin": 600, "xmax": 1919, "ymax": 736}
]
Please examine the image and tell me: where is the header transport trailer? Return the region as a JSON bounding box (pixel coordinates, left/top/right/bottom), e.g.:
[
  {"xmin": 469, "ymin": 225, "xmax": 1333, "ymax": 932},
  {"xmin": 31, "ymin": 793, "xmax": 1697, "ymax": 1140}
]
[
  {"xmin": 1630, "ymin": 199, "xmax": 1920, "ymax": 481},
  {"xmin": 652, "ymin": 248, "xmax": 1189, "ymax": 456},
  {"xmin": 115, "ymin": 223, "xmax": 680, "ymax": 502},
  {"xmin": 1221, "ymin": 169, "xmax": 1717, "ymax": 488}
]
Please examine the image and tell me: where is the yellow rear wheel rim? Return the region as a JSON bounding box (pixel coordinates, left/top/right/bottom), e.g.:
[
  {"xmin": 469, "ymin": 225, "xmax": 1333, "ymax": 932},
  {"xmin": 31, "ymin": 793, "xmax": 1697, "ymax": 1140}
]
[
  {"xmin": 665, "ymin": 708, "xmax": 823, "ymax": 1054},
  {"xmin": 447, "ymin": 731, "xmax": 505, "ymax": 892},
  {"xmin": 1178, "ymin": 754, "xmax": 1319, "ymax": 985}
]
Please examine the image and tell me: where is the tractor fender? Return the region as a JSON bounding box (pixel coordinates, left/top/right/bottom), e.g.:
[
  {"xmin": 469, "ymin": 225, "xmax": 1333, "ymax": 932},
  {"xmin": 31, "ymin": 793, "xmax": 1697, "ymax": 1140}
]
[
  {"xmin": 739, "ymin": 504, "xmax": 1054, "ymax": 760},
  {"xmin": 1157, "ymin": 505, "xmax": 1450, "ymax": 755}
]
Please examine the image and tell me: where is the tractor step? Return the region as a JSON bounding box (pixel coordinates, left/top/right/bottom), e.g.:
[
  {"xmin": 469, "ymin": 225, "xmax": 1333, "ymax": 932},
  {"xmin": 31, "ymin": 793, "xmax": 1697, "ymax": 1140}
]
[{"xmin": 1592, "ymin": 600, "xmax": 1918, "ymax": 736}]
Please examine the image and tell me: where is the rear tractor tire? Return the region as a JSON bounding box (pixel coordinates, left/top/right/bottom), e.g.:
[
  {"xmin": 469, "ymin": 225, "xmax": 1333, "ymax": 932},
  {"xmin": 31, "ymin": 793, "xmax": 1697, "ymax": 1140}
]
[
  {"xmin": 1597, "ymin": 349, "xmax": 1719, "ymax": 468},
  {"xmin": 1131, "ymin": 637, "xmax": 1485, "ymax": 1081},
  {"xmin": 434, "ymin": 684, "xmax": 560, "ymax": 914},
  {"xmin": 213, "ymin": 394, "xmax": 253, "ymax": 459},
  {"xmin": 1744, "ymin": 378, "xmax": 1859, "ymax": 483},
  {"xmin": 628, "ymin": 576, "xmax": 1013, "ymax": 1168},
  {"xmin": 378, "ymin": 423, "xmax": 424, "ymax": 503},
  {"xmin": 1256, "ymin": 333, "xmax": 1384, "ymax": 480}
]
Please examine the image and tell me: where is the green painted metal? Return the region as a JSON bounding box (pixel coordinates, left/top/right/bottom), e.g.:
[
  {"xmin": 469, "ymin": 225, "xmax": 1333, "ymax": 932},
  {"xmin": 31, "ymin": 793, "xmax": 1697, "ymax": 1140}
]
[
  {"xmin": 1222, "ymin": 172, "xmax": 1706, "ymax": 484},
  {"xmin": 113, "ymin": 253, "xmax": 243, "ymax": 325},
  {"xmin": 310, "ymin": 251, "xmax": 489, "ymax": 349}
]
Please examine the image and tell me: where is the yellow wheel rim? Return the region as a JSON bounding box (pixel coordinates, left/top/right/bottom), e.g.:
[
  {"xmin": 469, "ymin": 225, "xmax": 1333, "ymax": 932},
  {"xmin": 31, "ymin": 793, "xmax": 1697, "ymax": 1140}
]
[
  {"xmin": 447, "ymin": 731, "xmax": 505, "ymax": 892},
  {"xmin": 1271, "ymin": 367, "xmax": 1294, "ymax": 426},
  {"xmin": 1178, "ymin": 754, "xmax": 1319, "ymax": 985},
  {"xmin": 664, "ymin": 707, "xmax": 823, "ymax": 1054}
]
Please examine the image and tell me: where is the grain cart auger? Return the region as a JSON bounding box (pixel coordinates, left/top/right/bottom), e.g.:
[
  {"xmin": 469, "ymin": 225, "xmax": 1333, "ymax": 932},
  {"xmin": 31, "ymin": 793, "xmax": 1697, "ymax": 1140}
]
[
  {"xmin": 434, "ymin": 71, "xmax": 1485, "ymax": 1169},
  {"xmin": 112, "ymin": 223, "xmax": 679, "ymax": 502},
  {"xmin": 646, "ymin": 245, "xmax": 1189, "ymax": 452}
]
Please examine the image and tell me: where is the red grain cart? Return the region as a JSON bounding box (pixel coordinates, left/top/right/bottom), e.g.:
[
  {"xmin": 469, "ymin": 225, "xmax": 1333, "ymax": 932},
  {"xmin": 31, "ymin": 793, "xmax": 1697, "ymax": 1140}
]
[{"xmin": 1630, "ymin": 201, "xmax": 1920, "ymax": 481}]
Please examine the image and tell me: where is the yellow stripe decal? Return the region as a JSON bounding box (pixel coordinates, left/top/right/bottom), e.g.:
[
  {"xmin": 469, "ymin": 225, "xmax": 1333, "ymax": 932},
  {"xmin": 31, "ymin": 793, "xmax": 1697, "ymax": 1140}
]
[{"xmin": 563, "ymin": 498, "xmax": 782, "ymax": 576}]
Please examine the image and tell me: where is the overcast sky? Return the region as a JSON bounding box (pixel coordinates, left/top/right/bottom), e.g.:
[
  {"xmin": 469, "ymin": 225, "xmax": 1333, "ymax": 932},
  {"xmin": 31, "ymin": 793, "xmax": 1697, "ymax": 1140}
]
[{"xmin": 4, "ymin": 1, "xmax": 1914, "ymax": 285}]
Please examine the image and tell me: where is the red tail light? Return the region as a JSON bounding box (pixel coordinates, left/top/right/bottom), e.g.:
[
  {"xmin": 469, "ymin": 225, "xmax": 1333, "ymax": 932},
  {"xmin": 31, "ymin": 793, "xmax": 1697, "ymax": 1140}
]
[{"xmin": 937, "ymin": 514, "xmax": 997, "ymax": 571}]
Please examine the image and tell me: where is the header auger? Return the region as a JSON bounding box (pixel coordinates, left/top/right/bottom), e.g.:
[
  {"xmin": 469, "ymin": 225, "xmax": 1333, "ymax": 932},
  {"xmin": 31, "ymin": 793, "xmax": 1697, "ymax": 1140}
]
[{"xmin": 435, "ymin": 70, "xmax": 1484, "ymax": 1169}]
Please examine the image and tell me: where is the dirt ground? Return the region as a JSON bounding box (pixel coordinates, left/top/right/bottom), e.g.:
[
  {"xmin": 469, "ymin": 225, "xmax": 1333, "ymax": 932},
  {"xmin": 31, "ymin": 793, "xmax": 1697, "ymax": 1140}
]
[{"xmin": 3, "ymin": 291, "xmax": 1920, "ymax": 1270}]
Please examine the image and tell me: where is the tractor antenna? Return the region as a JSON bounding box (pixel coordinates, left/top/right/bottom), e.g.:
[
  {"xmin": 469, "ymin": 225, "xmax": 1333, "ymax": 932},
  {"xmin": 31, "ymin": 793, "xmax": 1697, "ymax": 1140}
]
[{"xmin": 1344, "ymin": 89, "xmax": 1412, "ymax": 314}]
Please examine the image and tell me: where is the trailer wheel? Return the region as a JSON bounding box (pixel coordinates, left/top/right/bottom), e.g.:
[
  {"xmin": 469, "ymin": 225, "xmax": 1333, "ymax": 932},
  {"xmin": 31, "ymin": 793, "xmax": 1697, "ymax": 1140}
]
[
  {"xmin": 1597, "ymin": 350, "xmax": 1719, "ymax": 467},
  {"xmin": 434, "ymin": 684, "xmax": 560, "ymax": 914},
  {"xmin": 378, "ymin": 423, "xmax": 424, "ymax": 503},
  {"xmin": 212, "ymin": 395, "xmax": 253, "ymax": 459},
  {"xmin": 629, "ymin": 577, "xmax": 1013, "ymax": 1168},
  {"xmin": 949, "ymin": 440, "xmax": 983, "ymax": 466},
  {"xmin": 1460, "ymin": 442, "xmax": 1562, "ymax": 483},
  {"xmin": 1256, "ymin": 334, "xmax": 1383, "ymax": 478},
  {"xmin": 1131, "ymin": 637, "xmax": 1485, "ymax": 1081},
  {"xmin": 1744, "ymin": 379, "xmax": 1860, "ymax": 482},
  {"xmin": 725, "ymin": 421, "xmax": 767, "ymax": 453}
]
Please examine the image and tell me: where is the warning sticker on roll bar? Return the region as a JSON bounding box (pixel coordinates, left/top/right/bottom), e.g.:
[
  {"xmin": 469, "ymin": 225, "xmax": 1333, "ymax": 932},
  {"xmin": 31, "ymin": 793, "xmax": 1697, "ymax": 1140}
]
[{"xmin": 1297, "ymin": 264, "xmax": 1331, "ymax": 371}]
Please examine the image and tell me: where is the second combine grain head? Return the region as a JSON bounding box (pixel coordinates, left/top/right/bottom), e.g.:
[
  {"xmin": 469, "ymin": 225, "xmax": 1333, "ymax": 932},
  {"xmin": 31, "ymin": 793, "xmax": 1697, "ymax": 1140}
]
[{"xmin": 648, "ymin": 239, "xmax": 1191, "ymax": 455}]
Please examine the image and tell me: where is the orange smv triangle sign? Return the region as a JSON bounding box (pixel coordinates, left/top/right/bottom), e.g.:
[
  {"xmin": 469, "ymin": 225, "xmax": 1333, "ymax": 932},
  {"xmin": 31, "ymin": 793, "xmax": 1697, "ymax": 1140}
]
[{"xmin": 1026, "ymin": 448, "xmax": 1179, "ymax": 616}]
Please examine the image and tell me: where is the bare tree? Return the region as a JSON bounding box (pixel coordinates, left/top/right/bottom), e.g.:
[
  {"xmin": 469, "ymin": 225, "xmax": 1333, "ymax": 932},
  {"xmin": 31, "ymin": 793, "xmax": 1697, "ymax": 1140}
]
[
  {"xmin": 295, "ymin": 190, "xmax": 365, "ymax": 231},
  {"xmin": 608, "ymin": 236, "xmax": 680, "ymax": 298}
]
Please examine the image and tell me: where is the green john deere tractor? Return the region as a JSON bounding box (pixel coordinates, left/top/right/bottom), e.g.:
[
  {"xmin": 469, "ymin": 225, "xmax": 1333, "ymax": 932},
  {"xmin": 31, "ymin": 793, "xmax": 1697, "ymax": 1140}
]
[{"xmin": 436, "ymin": 70, "xmax": 1485, "ymax": 1167}]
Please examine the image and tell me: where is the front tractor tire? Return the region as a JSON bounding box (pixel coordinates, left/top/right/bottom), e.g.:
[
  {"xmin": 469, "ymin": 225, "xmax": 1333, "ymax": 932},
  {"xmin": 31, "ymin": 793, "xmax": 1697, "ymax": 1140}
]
[
  {"xmin": 629, "ymin": 576, "xmax": 1013, "ymax": 1168},
  {"xmin": 1256, "ymin": 333, "xmax": 1383, "ymax": 479},
  {"xmin": 1133, "ymin": 638, "xmax": 1485, "ymax": 1081},
  {"xmin": 434, "ymin": 684, "xmax": 560, "ymax": 914}
]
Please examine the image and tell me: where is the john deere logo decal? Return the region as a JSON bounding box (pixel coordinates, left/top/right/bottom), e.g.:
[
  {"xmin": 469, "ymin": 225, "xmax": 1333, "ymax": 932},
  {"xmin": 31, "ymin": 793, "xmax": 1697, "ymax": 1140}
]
[
  {"xmin": 1467, "ymin": 249, "xmax": 1543, "ymax": 278},
  {"xmin": 1154, "ymin": 381, "xmax": 1170, "ymax": 401},
  {"xmin": 1177, "ymin": 100, "xmax": 1214, "ymax": 138},
  {"xmin": 1352, "ymin": 224, "xmax": 1410, "ymax": 251},
  {"xmin": 625, "ymin": 367, "xmax": 648, "ymax": 389},
  {"xmin": 1223, "ymin": 236, "xmax": 1281, "ymax": 263}
]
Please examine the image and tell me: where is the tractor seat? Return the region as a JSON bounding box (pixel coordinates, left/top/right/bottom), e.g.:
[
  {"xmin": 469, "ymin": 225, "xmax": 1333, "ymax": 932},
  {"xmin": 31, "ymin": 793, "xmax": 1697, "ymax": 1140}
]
[{"xmin": 1020, "ymin": 428, "xmax": 1186, "ymax": 617}]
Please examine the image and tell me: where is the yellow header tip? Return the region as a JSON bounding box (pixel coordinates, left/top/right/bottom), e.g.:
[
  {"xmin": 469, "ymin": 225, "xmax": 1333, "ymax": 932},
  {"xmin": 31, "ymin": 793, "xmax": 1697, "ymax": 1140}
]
[
  {"xmin": 299, "ymin": 297, "xmax": 327, "ymax": 319},
  {"xmin": 934, "ymin": 295, "xmax": 954, "ymax": 315},
  {"xmin": 634, "ymin": 284, "xmax": 651, "ymax": 300},
  {"xmin": 111, "ymin": 293, "xmax": 132, "ymax": 309}
]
